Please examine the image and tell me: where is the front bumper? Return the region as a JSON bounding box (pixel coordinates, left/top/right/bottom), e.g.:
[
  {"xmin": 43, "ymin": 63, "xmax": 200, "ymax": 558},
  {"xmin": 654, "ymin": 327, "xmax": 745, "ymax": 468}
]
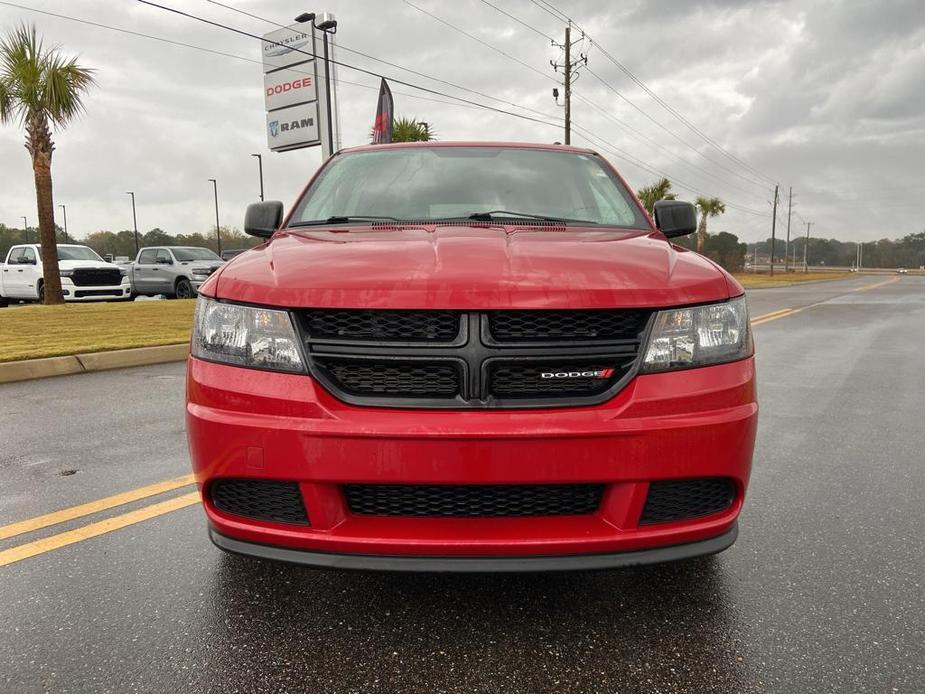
[
  {"xmin": 61, "ymin": 278, "xmax": 131, "ymax": 301},
  {"xmin": 210, "ymin": 522, "xmax": 738, "ymax": 572},
  {"xmin": 187, "ymin": 356, "xmax": 757, "ymax": 564}
]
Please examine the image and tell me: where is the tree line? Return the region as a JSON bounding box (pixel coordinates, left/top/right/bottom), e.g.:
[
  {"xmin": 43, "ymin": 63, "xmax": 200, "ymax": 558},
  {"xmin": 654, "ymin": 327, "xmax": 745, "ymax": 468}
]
[{"xmin": 747, "ymin": 233, "xmax": 925, "ymax": 269}]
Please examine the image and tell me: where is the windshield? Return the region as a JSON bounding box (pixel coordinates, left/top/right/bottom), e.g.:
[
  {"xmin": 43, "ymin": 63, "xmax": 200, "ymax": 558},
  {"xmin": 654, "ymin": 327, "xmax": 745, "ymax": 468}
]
[
  {"xmin": 57, "ymin": 246, "xmax": 103, "ymax": 261},
  {"xmin": 171, "ymin": 247, "xmax": 222, "ymax": 262},
  {"xmin": 289, "ymin": 146, "xmax": 649, "ymax": 228}
]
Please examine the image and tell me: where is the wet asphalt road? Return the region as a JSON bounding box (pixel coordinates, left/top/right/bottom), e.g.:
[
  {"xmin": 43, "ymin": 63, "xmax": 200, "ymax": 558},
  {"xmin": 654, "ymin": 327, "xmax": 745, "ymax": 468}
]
[{"xmin": 1, "ymin": 275, "xmax": 923, "ymax": 693}]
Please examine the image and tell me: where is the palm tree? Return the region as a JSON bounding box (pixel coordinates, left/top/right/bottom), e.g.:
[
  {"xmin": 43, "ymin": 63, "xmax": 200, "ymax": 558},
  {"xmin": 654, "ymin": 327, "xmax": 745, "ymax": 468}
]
[
  {"xmin": 636, "ymin": 177, "xmax": 676, "ymax": 215},
  {"xmin": 0, "ymin": 24, "xmax": 95, "ymax": 304},
  {"xmin": 694, "ymin": 196, "xmax": 726, "ymax": 254},
  {"xmin": 391, "ymin": 117, "xmax": 434, "ymax": 142}
]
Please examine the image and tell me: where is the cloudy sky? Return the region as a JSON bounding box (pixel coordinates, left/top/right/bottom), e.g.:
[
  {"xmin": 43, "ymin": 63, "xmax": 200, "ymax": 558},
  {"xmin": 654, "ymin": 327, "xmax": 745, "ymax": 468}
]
[{"xmin": 1, "ymin": 0, "xmax": 923, "ymax": 243}]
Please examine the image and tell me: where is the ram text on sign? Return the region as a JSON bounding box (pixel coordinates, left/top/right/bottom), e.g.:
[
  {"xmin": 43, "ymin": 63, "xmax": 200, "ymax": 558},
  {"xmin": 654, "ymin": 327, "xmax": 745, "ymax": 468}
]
[
  {"xmin": 264, "ymin": 65, "xmax": 317, "ymax": 111},
  {"xmin": 266, "ymin": 101, "xmax": 320, "ymax": 151}
]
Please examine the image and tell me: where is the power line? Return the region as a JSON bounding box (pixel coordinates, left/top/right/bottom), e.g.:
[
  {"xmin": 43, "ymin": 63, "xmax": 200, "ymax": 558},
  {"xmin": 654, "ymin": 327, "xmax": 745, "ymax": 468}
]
[
  {"xmin": 201, "ymin": 0, "xmax": 563, "ymax": 123},
  {"xmin": 404, "ymin": 0, "xmax": 771, "ymax": 214},
  {"xmin": 0, "ymin": 1, "xmax": 493, "ymax": 116},
  {"xmin": 540, "ymin": 0, "xmax": 780, "ymax": 187},
  {"xmin": 402, "ymin": 0, "xmax": 558, "ymax": 85},
  {"xmin": 475, "ymin": 0, "xmax": 774, "ymax": 201},
  {"xmin": 480, "ymin": 0, "xmax": 555, "ymax": 42},
  {"xmin": 136, "ymin": 0, "xmax": 563, "ymax": 129}
]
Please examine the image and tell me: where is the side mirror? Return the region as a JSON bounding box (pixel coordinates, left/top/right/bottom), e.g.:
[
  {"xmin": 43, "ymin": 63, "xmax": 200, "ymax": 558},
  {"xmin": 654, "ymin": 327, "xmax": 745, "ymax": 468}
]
[
  {"xmin": 155, "ymin": 256, "xmax": 173, "ymax": 265},
  {"xmin": 23, "ymin": 256, "xmax": 37, "ymax": 265},
  {"xmin": 653, "ymin": 200, "xmax": 698, "ymax": 238},
  {"xmin": 245, "ymin": 201, "xmax": 284, "ymax": 238}
]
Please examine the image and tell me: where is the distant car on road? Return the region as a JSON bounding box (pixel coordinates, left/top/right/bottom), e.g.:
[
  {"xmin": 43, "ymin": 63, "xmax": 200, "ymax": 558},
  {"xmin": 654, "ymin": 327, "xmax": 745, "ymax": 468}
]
[
  {"xmin": 220, "ymin": 249, "xmax": 247, "ymax": 261},
  {"xmin": 128, "ymin": 246, "xmax": 224, "ymax": 299},
  {"xmin": 0, "ymin": 243, "xmax": 130, "ymax": 305},
  {"xmin": 897, "ymin": 267, "xmax": 907, "ymax": 274}
]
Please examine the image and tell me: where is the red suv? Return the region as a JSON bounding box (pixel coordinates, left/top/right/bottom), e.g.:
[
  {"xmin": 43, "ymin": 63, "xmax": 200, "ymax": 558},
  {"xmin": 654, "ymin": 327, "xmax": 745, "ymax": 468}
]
[{"xmin": 186, "ymin": 142, "xmax": 757, "ymax": 571}]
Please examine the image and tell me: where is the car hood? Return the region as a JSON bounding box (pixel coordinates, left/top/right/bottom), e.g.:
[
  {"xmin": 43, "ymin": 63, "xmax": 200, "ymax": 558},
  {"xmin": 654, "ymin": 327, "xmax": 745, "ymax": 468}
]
[
  {"xmin": 210, "ymin": 225, "xmax": 735, "ymax": 309},
  {"xmin": 58, "ymin": 259, "xmax": 121, "ymax": 270}
]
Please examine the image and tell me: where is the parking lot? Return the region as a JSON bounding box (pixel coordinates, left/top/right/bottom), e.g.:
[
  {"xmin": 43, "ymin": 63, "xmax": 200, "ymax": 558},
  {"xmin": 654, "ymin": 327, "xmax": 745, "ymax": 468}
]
[{"xmin": 1, "ymin": 275, "xmax": 923, "ymax": 693}]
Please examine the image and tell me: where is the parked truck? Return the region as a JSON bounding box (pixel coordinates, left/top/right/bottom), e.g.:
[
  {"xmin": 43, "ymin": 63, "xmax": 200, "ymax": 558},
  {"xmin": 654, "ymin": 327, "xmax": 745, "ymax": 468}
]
[
  {"xmin": 127, "ymin": 246, "xmax": 224, "ymax": 299},
  {"xmin": 0, "ymin": 243, "xmax": 131, "ymax": 305}
]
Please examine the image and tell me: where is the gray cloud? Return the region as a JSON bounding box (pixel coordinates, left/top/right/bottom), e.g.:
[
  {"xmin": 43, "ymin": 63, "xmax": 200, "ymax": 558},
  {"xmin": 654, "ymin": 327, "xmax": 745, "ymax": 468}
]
[{"xmin": 1, "ymin": 0, "xmax": 923, "ymax": 243}]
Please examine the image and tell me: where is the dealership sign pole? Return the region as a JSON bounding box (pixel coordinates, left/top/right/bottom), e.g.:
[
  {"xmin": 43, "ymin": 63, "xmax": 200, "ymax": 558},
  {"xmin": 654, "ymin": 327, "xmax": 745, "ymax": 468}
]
[{"xmin": 261, "ymin": 14, "xmax": 337, "ymax": 157}]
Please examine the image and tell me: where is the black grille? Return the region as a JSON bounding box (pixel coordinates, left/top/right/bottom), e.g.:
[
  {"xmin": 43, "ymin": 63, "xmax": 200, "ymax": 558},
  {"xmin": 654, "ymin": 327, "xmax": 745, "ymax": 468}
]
[
  {"xmin": 315, "ymin": 358, "xmax": 461, "ymax": 397},
  {"xmin": 488, "ymin": 310, "xmax": 648, "ymax": 343},
  {"xmin": 210, "ymin": 479, "xmax": 309, "ymax": 525},
  {"xmin": 71, "ymin": 267, "xmax": 122, "ymax": 287},
  {"xmin": 302, "ymin": 309, "xmax": 460, "ymax": 342},
  {"xmin": 640, "ymin": 478, "xmax": 735, "ymax": 525},
  {"xmin": 489, "ymin": 362, "xmax": 624, "ymax": 398},
  {"xmin": 344, "ymin": 484, "xmax": 604, "ymax": 517},
  {"xmin": 74, "ymin": 289, "xmax": 123, "ymax": 298},
  {"xmin": 300, "ymin": 309, "xmax": 650, "ymax": 409}
]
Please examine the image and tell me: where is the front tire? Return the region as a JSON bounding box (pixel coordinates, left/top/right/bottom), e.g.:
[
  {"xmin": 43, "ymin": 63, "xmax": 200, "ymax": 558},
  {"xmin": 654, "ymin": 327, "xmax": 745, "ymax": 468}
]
[
  {"xmin": 175, "ymin": 278, "xmax": 194, "ymax": 299},
  {"xmin": 37, "ymin": 281, "xmax": 45, "ymax": 304}
]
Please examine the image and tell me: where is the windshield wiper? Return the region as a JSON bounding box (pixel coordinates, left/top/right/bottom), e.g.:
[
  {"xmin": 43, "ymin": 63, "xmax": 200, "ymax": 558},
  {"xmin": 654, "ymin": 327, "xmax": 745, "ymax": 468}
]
[
  {"xmin": 466, "ymin": 210, "xmax": 597, "ymax": 224},
  {"xmin": 289, "ymin": 215, "xmax": 401, "ymax": 227}
]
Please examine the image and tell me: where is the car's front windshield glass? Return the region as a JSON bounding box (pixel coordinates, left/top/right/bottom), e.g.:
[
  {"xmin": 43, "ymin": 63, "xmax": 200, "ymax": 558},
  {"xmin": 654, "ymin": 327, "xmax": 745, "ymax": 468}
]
[
  {"xmin": 57, "ymin": 246, "xmax": 103, "ymax": 261},
  {"xmin": 289, "ymin": 147, "xmax": 649, "ymax": 228},
  {"xmin": 172, "ymin": 248, "xmax": 222, "ymax": 261}
]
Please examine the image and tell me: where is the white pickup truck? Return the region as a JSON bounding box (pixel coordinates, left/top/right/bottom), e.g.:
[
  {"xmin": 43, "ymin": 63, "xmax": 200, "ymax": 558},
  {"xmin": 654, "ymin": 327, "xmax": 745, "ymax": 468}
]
[{"xmin": 0, "ymin": 244, "xmax": 131, "ymax": 305}]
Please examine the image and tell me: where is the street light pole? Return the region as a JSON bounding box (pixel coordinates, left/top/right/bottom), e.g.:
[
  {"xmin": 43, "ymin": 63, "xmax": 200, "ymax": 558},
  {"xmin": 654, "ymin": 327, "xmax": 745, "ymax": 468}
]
[
  {"xmin": 251, "ymin": 153, "xmax": 265, "ymax": 201},
  {"xmin": 126, "ymin": 192, "xmax": 139, "ymax": 254},
  {"xmin": 21, "ymin": 216, "xmax": 28, "ymax": 241},
  {"xmin": 58, "ymin": 204, "xmax": 69, "ymax": 243},
  {"xmin": 208, "ymin": 179, "xmax": 222, "ymax": 255}
]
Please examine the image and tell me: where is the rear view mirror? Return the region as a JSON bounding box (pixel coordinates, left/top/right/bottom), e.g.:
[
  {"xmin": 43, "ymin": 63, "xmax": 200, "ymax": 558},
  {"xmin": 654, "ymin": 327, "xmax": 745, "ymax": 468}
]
[
  {"xmin": 653, "ymin": 200, "xmax": 698, "ymax": 238},
  {"xmin": 245, "ymin": 201, "xmax": 284, "ymax": 239}
]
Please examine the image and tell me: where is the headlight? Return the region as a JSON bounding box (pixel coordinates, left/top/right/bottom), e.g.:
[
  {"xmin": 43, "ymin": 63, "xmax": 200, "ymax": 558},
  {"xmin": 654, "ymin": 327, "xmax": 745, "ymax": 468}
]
[
  {"xmin": 642, "ymin": 296, "xmax": 751, "ymax": 372},
  {"xmin": 119, "ymin": 267, "xmax": 129, "ymax": 277},
  {"xmin": 191, "ymin": 297, "xmax": 304, "ymax": 373}
]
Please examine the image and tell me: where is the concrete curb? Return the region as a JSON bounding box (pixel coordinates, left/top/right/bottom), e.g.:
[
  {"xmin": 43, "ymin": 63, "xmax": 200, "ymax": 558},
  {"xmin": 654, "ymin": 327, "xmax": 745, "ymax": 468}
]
[{"xmin": 0, "ymin": 343, "xmax": 188, "ymax": 384}]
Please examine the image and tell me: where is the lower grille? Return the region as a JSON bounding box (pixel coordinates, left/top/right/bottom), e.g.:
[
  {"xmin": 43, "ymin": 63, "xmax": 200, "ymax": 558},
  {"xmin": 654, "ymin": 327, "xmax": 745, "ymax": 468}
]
[
  {"xmin": 640, "ymin": 478, "xmax": 735, "ymax": 525},
  {"xmin": 74, "ymin": 289, "xmax": 123, "ymax": 298},
  {"xmin": 344, "ymin": 483, "xmax": 604, "ymax": 517},
  {"xmin": 72, "ymin": 268, "xmax": 122, "ymax": 286},
  {"xmin": 210, "ymin": 479, "xmax": 309, "ymax": 525},
  {"xmin": 314, "ymin": 358, "xmax": 461, "ymax": 398}
]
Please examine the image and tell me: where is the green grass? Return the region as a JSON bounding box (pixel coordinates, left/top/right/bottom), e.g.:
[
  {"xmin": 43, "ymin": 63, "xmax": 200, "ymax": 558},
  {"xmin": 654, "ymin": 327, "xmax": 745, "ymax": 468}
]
[
  {"xmin": 734, "ymin": 271, "xmax": 855, "ymax": 289},
  {"xmin": 0, "ymin": 300, "xmax": 195, "ymax": 363}
]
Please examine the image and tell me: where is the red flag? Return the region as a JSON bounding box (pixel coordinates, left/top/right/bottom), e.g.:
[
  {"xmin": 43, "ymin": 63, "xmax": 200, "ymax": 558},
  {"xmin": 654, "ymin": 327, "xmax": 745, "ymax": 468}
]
[{"xmin": 371, "ymin": 78, "xmax": 393, "ymax": 144}]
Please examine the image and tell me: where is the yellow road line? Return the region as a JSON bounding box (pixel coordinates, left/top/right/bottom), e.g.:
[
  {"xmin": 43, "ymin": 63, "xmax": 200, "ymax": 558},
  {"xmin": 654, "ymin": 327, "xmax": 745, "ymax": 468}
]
[
  {"xmin": 0, "ymin": 474, "xmax": 195, "ymax": 541},
  {"xmin": 852, "ymin": 277, "xmax": 899, "ymax": 292},
  {"xmin": 0, "ymin": 491, "xmax": 201, "ymax": 567},
  {"xmin": 750, "ymin": 308, "xmax": 793, "ymax": 323},
  {"xmin": 751, "ymin": 308, "xmax": 799, "ymax": 326}
]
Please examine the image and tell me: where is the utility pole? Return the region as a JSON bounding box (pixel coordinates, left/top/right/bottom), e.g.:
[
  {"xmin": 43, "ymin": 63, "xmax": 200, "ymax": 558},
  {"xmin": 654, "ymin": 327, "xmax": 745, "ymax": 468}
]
[
  {"xmin": 563, "ymin": 25, "xmax": 571, "ymax": 144},
  {"xmin": 126, "ymin": 192, "xmax": 139, "ymax": 254},
  {"xmin": 58, "ymin": 204, "xmax": 69, "ymax": 243},
  {"xmin": 769, "ymin": 185, "xmax": 779, "ymax": 276},
  {"xmin": 251, "ymin": 154, "xmax": 264, "ymax": 201},
  {"xmin": 784, "ymin": 187, "xmax": 793, "ymax": 272},
  {"xmin": 208, "ymin": 179, "xmax": 222, "ymax": 256},
  {"xmin": 803, "ymin": 221, "xmax": 813, "ymax": 272},
  {"xmin": 551, "ymin": 24, "xmax": 587, "ymax": 145}
]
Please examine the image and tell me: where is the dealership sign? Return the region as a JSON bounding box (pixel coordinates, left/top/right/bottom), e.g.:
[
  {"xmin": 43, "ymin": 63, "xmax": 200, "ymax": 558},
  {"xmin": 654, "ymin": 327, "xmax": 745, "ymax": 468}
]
[
  {"xmin": 264, "ymin": 66, "xmax": 317, "ymax": 111},
  {"xmin": 266, "ymin": 102, "xmax": 320, "ymax": 150},
  {"xmin": 260, "ymin": 17, "xmax": 337, "ymax": 155}
]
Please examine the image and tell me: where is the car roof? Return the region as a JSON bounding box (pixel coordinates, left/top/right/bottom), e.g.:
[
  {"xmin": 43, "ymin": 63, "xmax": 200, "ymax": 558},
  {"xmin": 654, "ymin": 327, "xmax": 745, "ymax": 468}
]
[{"xmin": 337, "ymin": 141, "xmax": 598, "ymax": 156}]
